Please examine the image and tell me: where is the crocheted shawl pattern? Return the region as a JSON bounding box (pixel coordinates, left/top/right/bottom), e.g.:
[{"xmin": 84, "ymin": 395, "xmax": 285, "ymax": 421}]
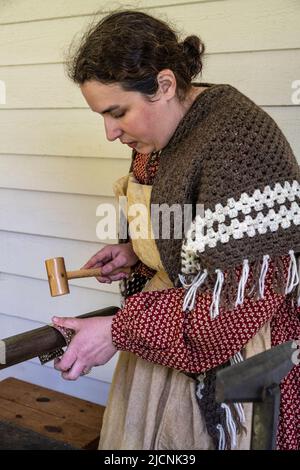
[{"xmin": 151, "ymin": 83, "xmax": 300, "ymax": 314}]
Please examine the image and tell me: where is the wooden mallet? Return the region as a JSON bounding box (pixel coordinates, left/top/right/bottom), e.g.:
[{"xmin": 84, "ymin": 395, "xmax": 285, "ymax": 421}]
[{"xmin": 45, "ymin": 257, "xmax": 130, "ymax": 297}]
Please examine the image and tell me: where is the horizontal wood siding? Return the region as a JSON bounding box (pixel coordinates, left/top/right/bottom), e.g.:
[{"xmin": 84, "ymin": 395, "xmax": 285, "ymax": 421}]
[{"xmin": 0, "ymin": 50, "xmax": 299, "ymax": 109}]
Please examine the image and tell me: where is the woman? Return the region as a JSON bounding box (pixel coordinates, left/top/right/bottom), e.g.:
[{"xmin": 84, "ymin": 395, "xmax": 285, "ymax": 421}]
[{"xmin": 52, "ymin": 10, "xmax": 300, "ymax": 450}]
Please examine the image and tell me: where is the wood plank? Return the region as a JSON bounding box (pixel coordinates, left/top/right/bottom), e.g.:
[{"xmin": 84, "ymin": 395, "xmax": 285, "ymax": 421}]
[
  {"xmin": 0, "ymin": 0, "xmax": 299, "ymax": 65},
  {"xmin": 0, "ymin": 0, "xmax": 222, "ymax": 24},
  {"xmin": 202, "ymin": 49, "xmax": 300, "ymax": 107},
  {"xmin": 0, "ymin": 395, "xmax": 98, "ymax": 449},
  {"xmin": 0, "ymin": 106, "xmax": 298, "ymax": 159},
  {"xmin": 0, "ymin": 313, "xmax": 44, "ymax": 339},
  {"xmin": 0, "ymin": 273, "xmax": 120, "ymax": 324},
  {"xmin": 1, "ymin": 50, "xmax": 299, "ymax": 109},
  {"xmin": 0, "ymin": 63, "xmax": 87, "ymax": 108},
  {"xmin": 0, "ymin": 231, "xmax": 120, "ymax": 294},
  {"xmin": 0, "ymin": 189, "xmax": 118, "ymax": 242},
  {"xmin": 0, "ymin": 355, "xmax": 113, "ymax": 405},
  {"xmin": 0, "ymin": 15, "xmax": 87, "ymax": 66},
  {"xmin": 0, "ymin": 389, "xmax": 100, "ymax": 448},
  {"xmin": 0, "ymin": 377, "xmax": 103, "ymax": 431},
  {"xmin": 168, "ymin": 0, "xmax": 300, "ymax": 54},
  {"xmin": 0, "ymin": 109, "xmax": 130, "ymax": 159},
  {"xmin": 0, "ymin": 154, "xmax": 129, "ymax": 196}
]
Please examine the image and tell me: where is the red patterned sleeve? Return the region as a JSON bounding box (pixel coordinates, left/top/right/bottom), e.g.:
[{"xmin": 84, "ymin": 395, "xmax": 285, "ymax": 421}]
[{"xmin": 111, "ymin": 257, "xmax": 296, "ymax": 373}]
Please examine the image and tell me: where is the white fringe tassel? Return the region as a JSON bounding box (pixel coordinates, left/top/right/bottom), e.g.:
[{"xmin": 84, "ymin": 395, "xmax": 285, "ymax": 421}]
[
  {"xmin": 230, "ymin": 351, "xmax": 246, "ymax": 425},
  {"xmin": 210, "ymin": 269, "xmax": 224, "ymax": 319},
  {"xmin": 297, "ymin": 255, "xmax": 300, "ymax": 307},
  {"xmin": 217, "ymin": 424, "xmax": 226, "ymax": 450},
  {"xmin": 180, "ymin": 270, "xmax": 208, "ymax": 311},
  {"xmin": 178, "ymin": 273, "xmax": 192, "ymax": 289},
  {"xmin": 285, "ymin": 250, "xmax": 299, "ymax": 295},
  {"xmin": 221, "ymin": 403, "xmax": 237, "ymax": 449},
  {"xmin": 230, "ymin": 351, "xmax": 244, "ymax": 365},
  {"xmin": 234, "ymin": 402, "xmax": 246, "ymax": 425},
  {"xmin": 195, "ymin": 373, "xmax": 206, "ymax": 400},
  {"xmin": 259, "ymin": 254, "xmax": 270, "ymax": 299},
  {"xmin": 235, "ymin": 259, "xmax": 250, "ymax": 307}
]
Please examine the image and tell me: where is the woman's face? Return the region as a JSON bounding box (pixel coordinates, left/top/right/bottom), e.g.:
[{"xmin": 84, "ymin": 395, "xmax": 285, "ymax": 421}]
[{"xmin": 80, "ymin": 79, "xmax": 181, "ymax": 154}]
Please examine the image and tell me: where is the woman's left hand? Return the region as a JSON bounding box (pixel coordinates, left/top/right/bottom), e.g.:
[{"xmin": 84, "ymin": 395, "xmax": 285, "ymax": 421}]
[{"xmin": 51, "ymin": 315, "xmax": 117, "ymax": 380}]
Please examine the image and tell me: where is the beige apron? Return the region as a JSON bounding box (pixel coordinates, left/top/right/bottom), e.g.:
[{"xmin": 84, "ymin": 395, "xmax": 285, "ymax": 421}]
[{"xmin": 98, "ymin": 174, "xmax": 271, "ymax": 450}]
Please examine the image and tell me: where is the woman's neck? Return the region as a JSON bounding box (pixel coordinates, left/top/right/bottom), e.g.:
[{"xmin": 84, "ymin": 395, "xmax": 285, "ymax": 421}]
[{"xmin": 182, "ymin": 85, "xmax": 208, "ymax": 114}]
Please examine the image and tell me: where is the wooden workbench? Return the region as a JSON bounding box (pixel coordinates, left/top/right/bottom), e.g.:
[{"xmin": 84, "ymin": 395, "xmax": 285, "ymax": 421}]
[{"xmin": 0, "ymin": 377, "xmax": 105, "ymax": 450}]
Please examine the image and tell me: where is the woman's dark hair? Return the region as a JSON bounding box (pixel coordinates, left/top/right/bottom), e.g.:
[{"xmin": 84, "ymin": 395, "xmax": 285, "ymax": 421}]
[{"xmin": 67, "ymin": 10, "xmax": 205, "ymax": 100}]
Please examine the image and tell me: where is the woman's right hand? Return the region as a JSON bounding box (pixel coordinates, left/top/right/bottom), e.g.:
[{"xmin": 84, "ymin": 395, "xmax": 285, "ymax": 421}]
[{"xmin": 82, "ymin": 242, "xmax": 138, "ymax": 284}]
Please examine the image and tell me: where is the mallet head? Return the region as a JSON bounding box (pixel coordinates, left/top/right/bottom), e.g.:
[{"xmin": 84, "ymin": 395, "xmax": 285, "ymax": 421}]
[{"xmin": 45, "ymin": 257, "xmax": 69, "ymax": 297}]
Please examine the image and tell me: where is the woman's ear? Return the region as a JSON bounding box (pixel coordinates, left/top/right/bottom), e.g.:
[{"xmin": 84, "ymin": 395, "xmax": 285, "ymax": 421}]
[{"xmin": 156, "ymin": 69, "xmax": 177, "ymax": 100}]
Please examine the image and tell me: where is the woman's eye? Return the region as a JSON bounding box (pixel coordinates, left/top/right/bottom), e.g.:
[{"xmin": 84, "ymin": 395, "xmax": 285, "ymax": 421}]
[{"xmin": 112, "ymin": 112, "xmax": 125, "ymax": 119}]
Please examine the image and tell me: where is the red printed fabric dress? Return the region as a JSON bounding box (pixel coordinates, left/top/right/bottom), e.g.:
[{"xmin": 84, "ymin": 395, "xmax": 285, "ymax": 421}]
[{"xmin": 112, "ymin": 152, "xmax": 300, "ymax": 450}]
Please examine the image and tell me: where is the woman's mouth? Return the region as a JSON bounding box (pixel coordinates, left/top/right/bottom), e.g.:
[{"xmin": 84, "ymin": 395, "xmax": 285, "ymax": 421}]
[{"xmin": 127, "ymin": 142, "xmax": 137, "ymax": 149}]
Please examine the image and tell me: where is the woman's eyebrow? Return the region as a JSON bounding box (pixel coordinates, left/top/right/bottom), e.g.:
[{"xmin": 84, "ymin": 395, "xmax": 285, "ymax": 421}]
[{"xmin": 99, "ymin": 105, "xmax": 120, "ymax": 115}]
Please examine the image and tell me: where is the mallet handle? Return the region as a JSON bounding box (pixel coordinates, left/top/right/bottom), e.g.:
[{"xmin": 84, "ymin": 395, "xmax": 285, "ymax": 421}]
[{"xmin": 67, "ymin": 266, "xmax": 131, "ymax": 280}]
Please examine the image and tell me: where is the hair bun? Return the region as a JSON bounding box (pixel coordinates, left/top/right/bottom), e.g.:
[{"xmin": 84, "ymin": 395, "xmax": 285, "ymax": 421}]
[
  {"xmin": 181, "ymin": 35, "xmax": 205, "ymax": 78},
  {"xmin": 182, "ymin": 35, "xmax": 204, "ymax": 54}
]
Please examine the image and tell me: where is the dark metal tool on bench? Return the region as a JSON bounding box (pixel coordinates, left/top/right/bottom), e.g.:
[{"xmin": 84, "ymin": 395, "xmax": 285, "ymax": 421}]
[
  {"xmin": 0, "ymin": 306, "xmax": 118, "ymax": 370},
  {"xmin": 216, "ymin": 340, "xmax": 299, "ymax": 450}
]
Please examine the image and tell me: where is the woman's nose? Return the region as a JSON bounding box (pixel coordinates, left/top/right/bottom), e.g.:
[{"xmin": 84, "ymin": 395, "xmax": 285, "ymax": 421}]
[{"xmin": 104, "ymin": 118, "xmax": 122, "ymax": 141}]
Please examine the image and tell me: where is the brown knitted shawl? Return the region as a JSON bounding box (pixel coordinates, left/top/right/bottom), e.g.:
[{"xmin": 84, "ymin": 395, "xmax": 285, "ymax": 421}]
[{"xmin": 151, "ymin": 83, "xmax": 300, "ymax": 306}]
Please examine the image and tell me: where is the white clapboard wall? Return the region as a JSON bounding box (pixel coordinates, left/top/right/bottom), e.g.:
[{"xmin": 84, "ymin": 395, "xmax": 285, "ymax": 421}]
[{"xmin": 0, "ymin": 0, "xmax": 299, "ymax": 405}]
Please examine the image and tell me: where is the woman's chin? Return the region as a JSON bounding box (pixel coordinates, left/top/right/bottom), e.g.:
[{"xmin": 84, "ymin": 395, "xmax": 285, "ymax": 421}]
[{"xmin": 136, "ymin": 144, "xmax": 156, "ymax": 154}]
